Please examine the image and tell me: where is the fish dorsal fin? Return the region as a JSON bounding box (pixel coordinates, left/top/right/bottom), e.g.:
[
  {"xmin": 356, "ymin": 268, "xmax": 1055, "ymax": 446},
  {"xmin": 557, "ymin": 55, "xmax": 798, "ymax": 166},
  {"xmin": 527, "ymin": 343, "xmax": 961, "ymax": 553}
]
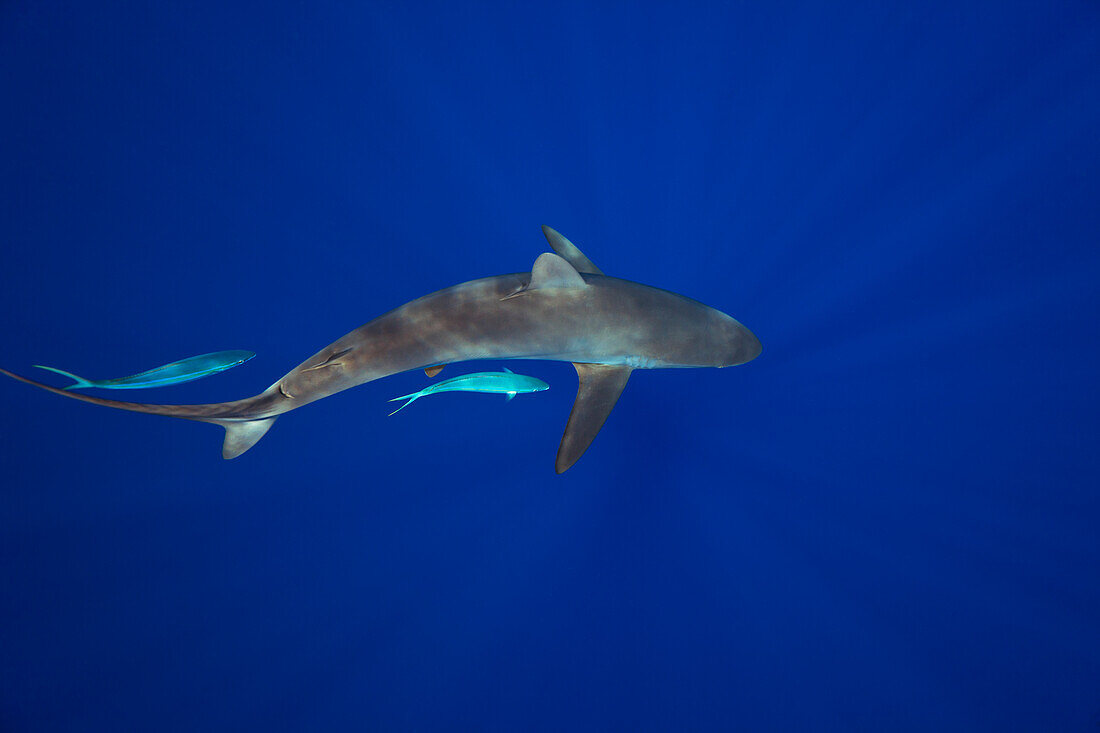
[
  {"xmin": 530, "ymin": 252, "xmax": 587, "ymax": 291},
  {"xmin": 502, "ymin": 367, "xmax": 513, "ymax": 374},
  {"xmin": 556, "ymin": 363, "xmax": 632, "ymax": 474},
  {"xmin": 424, "ymin": 365, "xmax": 445, "ymax": 378},
  {"xmin": 541, "ymin": 226, "xmax": 603, "ymax": 275}
]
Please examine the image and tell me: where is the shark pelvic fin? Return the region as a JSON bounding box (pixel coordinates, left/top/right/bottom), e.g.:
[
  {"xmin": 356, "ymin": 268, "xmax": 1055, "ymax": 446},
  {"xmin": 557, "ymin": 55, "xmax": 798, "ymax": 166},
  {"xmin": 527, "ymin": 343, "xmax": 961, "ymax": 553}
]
[
  {"xmin": 529, "ymin": 253, "xmax": 587, "ymax": 291},
  {"xmin": 541, "ymin": 226, "xmax": 603, "ymax": 275},
  {"xmin": 556, "ymin": 363, "xmax": 632, "ymax": 474},
  {"xmin": 424, "ymin": 365, "xmax": 445, "ymax": 378},
  {"xmin": 221, "ymin": 417, "xmax": 277, "ymax": 459}
]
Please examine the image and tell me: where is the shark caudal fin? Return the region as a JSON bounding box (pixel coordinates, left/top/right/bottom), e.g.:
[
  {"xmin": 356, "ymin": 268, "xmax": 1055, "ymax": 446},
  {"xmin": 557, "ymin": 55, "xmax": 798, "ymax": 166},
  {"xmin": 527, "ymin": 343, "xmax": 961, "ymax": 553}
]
[
  {"xmin": 1, "ymin": 367, "xmax": 280, "ymax": 459},
  {"xmin": 220, "ymin": 417, "xmax": 277, "ymax": 459},
  {"xmin": 32, "ymin": 365, "xmax": 96, "ymax": 390}
]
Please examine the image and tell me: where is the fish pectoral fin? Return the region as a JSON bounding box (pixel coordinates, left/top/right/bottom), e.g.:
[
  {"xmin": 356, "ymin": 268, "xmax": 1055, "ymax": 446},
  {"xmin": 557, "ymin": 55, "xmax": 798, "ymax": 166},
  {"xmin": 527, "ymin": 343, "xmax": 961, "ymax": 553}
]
[
  {"xmin": 541, "ymin": 226, "xmax": 604, "ymax": 275},
  {"xmin": 556, "ymin": 363, "xmax": 633, "ymax": 474},
  {"xmin": 424, "ymin": 365, "xmax": 445, "ymax": 378},
  {"xmin": 505, "ymin": 391, "xmax": 516, "ymax": 402}
]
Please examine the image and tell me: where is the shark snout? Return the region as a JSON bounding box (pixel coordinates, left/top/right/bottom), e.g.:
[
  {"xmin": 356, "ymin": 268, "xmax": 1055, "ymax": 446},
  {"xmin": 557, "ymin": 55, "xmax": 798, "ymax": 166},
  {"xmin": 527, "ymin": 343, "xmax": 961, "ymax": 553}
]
[
  {"xmin": 720, "ymin": 320, "xmax": 762, "ymax": 367},
  {"xmin": 741, "ymin": 325, "xmax": 762, "ymax": 362}
]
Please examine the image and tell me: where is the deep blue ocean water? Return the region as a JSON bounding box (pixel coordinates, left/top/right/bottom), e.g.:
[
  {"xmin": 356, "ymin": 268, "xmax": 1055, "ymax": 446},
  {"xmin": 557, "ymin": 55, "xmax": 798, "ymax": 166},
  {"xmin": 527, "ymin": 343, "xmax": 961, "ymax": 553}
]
[{"xmin": 1, "ymin": 2, "xmax": 1098, "ymax": 730}]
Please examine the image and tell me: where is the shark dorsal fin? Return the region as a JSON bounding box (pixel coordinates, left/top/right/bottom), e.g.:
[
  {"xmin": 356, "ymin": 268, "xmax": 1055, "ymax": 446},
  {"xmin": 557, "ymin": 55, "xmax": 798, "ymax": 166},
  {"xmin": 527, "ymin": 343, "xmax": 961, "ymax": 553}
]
[
  {"xmin": 541, "ymin": 226, "xmax": 603, "ymax": 275},
  {"xmin": 555, "ymin": 363, "xmax": 632, "ymax": 473},
  {"xmin": 529, "ymin": 252, "xmax": 587, "ymax": 291}
]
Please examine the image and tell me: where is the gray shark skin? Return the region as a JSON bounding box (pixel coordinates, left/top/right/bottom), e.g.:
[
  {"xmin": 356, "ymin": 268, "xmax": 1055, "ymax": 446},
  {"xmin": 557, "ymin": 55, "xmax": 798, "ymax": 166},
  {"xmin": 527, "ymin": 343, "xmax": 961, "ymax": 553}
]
[{"xmin": 1, "ymin": 227, "xmax": 761, "ymax": 472}]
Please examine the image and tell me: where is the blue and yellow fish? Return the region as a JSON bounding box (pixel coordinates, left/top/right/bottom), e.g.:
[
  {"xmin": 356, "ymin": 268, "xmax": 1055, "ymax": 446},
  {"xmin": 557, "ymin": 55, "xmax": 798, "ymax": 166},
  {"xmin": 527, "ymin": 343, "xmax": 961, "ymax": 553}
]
[{"xmin": 33, "ymin": 350, "xmax": 255, "ymax": 390}]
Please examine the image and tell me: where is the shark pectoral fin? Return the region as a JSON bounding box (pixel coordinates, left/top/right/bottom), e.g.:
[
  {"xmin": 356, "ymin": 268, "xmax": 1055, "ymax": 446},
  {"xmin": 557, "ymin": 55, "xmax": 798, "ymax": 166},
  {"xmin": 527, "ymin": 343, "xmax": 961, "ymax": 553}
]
[
  {"xmin": 556, "ymin": 363, "xmax": 632, "ymax": 474},
  {"xmin": 541, "ymin": 226, "xmax": 604, "ymax": 275},
  {"xmin": 424, "ymin": 365, "xmax": 445, "ymax": 378},
  {"xmin": 220, "ymin": 417, "xmax": 277, "ymax": 459}
]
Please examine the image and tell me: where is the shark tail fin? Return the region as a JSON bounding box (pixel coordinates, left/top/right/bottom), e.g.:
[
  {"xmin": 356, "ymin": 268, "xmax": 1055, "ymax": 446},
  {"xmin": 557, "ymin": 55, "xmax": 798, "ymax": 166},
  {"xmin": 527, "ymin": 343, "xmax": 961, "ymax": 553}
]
[
  {"xmin": 32, "ymin": 365, "xmax": 95, "ymax": 390},
  {"xmin": 219, "ymin": 417, "xmax": 277, "ymax": 459},
  {"xmin": 2, "ymin": 367, "xmax": 278, "ymax": 459},
  {"xmin": 387, "ymin": 391, "xmax": 422, "ymax": 416}
]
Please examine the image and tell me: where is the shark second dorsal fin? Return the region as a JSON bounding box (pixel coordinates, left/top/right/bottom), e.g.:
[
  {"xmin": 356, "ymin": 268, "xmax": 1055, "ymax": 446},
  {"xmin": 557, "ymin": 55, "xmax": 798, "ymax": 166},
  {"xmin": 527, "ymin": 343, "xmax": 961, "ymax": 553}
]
[
  {"xmin": 530, "ymin": 253, "xmax": 587, "ymax": 291},
  {"xmin": 556, "ymin": 363, "xmax": 632, "ymax": 473},
  {"xmin": 541, "ymin": 226, "xmax": 603, "ymax": 275}
]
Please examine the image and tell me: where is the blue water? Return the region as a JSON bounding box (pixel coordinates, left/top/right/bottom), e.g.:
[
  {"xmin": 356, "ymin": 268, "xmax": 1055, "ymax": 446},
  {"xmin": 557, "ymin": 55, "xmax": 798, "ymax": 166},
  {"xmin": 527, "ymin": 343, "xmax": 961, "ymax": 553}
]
[{"xmin": 2, "ymin": 2, "xmax": 1098, "ymax": 730}]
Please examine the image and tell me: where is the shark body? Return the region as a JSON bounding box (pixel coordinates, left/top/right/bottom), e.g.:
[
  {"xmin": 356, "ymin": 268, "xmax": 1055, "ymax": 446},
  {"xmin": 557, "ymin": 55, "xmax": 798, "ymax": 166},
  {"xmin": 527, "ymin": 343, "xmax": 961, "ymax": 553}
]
[{"xmin": 1, "ymin": 227, "xmax": 761, "ymax": 472}]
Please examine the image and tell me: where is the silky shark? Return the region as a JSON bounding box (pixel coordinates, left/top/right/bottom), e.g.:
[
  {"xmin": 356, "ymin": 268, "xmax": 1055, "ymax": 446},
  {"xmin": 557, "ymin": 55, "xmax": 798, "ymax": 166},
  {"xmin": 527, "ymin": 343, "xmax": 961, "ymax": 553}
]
[{"xmin": 1, "ymin": 227, "xmax": 761, "ymax": 473}]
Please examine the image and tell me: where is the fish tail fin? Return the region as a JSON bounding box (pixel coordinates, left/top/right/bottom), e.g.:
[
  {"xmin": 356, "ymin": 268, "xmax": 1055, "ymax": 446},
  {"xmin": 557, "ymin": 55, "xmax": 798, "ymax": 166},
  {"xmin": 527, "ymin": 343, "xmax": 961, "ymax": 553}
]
[
  {"xmin": 32, "ymin": 365, "xmax": 95, "ymax": 390},
  {"xmin": 387, "ymin": 392, "xmax": 422, "ymax": 416},
  {"xmin": 218, "ymin": 417, "xmax": 278, "ymax": 459}
]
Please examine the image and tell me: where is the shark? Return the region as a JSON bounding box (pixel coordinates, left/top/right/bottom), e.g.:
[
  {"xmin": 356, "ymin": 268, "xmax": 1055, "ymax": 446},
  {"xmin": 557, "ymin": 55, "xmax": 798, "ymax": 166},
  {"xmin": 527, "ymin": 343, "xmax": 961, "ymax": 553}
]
[{"xmin": 0, "ymin": 227, "xmax": 761, "ymax": 473}]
